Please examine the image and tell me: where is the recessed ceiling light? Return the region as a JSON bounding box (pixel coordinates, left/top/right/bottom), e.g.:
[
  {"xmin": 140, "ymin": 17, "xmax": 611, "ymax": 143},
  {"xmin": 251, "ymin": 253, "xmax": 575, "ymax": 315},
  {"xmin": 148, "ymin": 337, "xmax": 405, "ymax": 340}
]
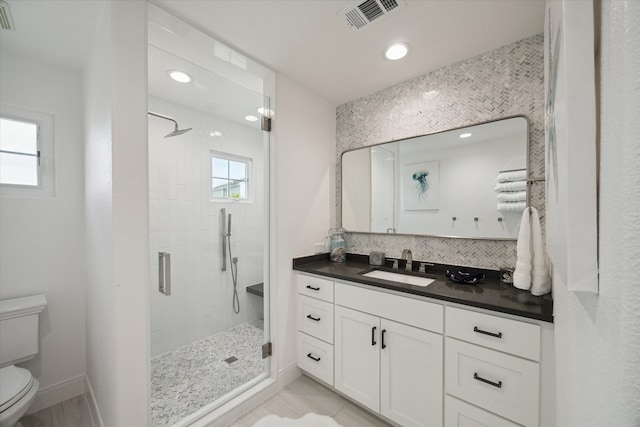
[
  {"xmin": 168, "ymin": 70, "xmax": 191, "ymax": 83},
  {"xmin": 209, "ymin": 131, "xmax": 222, "ymax": 137},
  {"xmin": 257, "ymin": 107, "xmax": 274, "ymax": 116},
  {"xmin": 459, "ymin": 133, "xmax": 473, "ymax": 139},
  {"xmin": 384, "ymin": 43, "xmax": 410, "ymax": 61},
  {"xmin": 245, "ymin": 115, "xmax": 259, "ymax": 122}
]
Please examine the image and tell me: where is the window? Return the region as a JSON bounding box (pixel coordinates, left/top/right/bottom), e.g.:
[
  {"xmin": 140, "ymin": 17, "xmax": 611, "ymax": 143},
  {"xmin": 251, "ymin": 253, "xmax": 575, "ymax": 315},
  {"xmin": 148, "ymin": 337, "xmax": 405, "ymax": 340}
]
[
  {"xmin": 210, "ymin": 151, "xmax": 252, "ymax": 201},
  {"xmin": 0, "ymin": 105, "xmax": 54, "ymax": 197},
  {"xmin": 0, "ymin": 117, "xmax": 39, "ymax": 186}
]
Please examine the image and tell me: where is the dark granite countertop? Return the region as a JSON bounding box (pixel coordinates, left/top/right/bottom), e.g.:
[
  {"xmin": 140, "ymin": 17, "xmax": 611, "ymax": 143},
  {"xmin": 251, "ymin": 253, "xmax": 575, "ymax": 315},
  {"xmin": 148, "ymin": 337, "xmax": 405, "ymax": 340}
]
[{"xmin": 293, "ymin": 254, "xmax": 553, "ymax": 323}]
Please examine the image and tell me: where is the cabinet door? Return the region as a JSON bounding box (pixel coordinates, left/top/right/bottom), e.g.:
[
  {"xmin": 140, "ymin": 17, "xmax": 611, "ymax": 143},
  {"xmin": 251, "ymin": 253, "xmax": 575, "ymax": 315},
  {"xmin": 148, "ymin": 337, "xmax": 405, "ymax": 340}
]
[
  {"xmin": 334, "ymin": 305, "xmax": 380, "ymax": 413},
  {"xmin": 380, "ymin": 319, "xmax": 443, "ymax": 427}
]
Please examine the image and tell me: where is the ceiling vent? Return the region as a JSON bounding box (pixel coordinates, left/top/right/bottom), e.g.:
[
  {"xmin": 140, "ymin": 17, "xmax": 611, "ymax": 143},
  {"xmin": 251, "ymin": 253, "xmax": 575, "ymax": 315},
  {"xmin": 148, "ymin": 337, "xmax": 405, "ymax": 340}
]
[
  {"xmin": 0, "ymin": 0, "xmax": 15, "ymax": 31},
  {"xmin": 339, "ymin": 0, "xmax": 404, "ymax": 31}
]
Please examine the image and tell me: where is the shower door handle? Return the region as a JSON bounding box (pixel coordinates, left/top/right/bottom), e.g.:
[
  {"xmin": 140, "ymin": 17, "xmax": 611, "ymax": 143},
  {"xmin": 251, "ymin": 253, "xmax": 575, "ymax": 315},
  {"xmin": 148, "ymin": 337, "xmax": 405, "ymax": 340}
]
[{"xmin": 158, "ymin": 252, "xmax": 172, "ymax": 296}]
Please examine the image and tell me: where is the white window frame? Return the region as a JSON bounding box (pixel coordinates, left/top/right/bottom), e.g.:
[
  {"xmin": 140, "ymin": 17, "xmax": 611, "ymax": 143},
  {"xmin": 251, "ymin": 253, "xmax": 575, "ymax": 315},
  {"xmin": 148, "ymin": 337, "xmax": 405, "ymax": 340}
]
[
  {"xmin": 0, "ymin": 105, "xmax": 55, "ymax": 197},
  {"xmin": 210, "ymin": 150, "xmax": 253, "ymax": 203}
]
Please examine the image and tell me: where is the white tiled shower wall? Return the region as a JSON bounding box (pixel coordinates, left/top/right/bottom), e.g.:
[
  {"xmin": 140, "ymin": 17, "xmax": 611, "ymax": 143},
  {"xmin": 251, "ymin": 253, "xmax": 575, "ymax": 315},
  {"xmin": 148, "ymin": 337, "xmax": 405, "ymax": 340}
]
[{"xmin": 149, "ymin": 96, "xmax": 265, "ymax": 357}]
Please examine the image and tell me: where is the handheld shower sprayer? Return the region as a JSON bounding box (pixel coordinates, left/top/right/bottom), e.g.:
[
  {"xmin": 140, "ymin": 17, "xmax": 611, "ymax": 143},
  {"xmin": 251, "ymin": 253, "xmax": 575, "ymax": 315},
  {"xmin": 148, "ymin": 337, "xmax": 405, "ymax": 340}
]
[{"xmin": 220, "ymin": 208, "xmax": 240, "ymax": 314}]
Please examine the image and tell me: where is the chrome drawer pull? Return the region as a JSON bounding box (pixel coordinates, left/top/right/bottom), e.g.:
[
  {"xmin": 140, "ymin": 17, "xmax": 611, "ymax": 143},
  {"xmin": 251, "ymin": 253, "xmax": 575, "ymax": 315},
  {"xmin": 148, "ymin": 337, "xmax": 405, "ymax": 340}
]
[
  {"xmin": 306, "ymin": 285, "xmax": 320, "ymax": 291},
  {"xmin": 307, "ymin": 353, "xmax": 321, "ymax": 362},
  {"xmin": 306, "ymin": 314, "xmax": 321, "ymax": 322},
  {"xmin": 473, "ymin": 326, "xmax": 503, "ymax": 338},
  {"xmin": 474, "ymin": 372, "xmax": 503, "ymax": 389}
]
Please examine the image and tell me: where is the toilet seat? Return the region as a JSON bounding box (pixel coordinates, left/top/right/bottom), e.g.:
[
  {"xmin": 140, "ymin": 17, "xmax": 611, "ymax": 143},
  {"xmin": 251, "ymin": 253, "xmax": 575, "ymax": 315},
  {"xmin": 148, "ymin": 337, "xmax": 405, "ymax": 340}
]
[{"xmin": 0, "ymin": 366, "xmax": 35, "ymax": 413}]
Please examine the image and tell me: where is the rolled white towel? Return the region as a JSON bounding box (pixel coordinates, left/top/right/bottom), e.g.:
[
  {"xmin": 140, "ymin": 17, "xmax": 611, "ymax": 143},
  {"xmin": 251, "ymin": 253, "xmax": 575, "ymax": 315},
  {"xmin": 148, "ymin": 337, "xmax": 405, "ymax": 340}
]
[
  {"xmin": 497, "ymin": 169, "xmax": 527, "ymax": 183},
  {"xmin": 497, "ymin": 191, "xmax": 527, "ymax": 202},
  {"xmin": 497, "ymin": 201, "xmax": 527, "ymax": 212},
  {"xmin": 513, "ymin": 207, "xmax": 532, "ymax": 290},
  {"xmin": 530, "ymin": 207, "xmax": 551, "ymax": 296},
  {"xmin": 494, "ymin": 181, "xmax": 527, "ymax": 193}
]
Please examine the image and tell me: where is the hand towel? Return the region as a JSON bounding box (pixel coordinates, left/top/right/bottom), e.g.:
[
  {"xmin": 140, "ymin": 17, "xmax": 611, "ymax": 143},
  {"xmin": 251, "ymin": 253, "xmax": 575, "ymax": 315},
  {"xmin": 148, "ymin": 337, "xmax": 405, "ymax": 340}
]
[
  {"xmin": 497, "ymin": 201, "xmax": 527, "ymax": 212},
  {"xmin": 494, "ymin": 181, "xmax": 527, "ymax": 193},
  {"xmin": 497, "ymin": 191, "xmax": 527, "ymax": 202},
  {"xmin": 513, "ymin": 207, "xmax": 532, "ymax": 290},
  {"xmin": 497, "ymin": 169, "xmax": 527, "ymax": 183},
  {"xmin": 530, "ymin": 207, "xmax": 551, "ymax": 296}
]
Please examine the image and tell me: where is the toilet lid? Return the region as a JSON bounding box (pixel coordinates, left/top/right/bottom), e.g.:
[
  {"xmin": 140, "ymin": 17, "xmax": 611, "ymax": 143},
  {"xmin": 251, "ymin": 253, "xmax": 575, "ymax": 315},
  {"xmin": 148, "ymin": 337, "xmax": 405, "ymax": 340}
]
[{"xmin": 0, "ymin": 366, "xmax": 34, "ymax": 413}]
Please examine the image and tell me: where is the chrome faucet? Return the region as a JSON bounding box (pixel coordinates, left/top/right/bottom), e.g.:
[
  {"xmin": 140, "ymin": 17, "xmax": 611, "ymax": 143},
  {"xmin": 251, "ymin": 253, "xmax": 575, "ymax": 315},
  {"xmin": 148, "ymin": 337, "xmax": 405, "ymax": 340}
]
[{"xmin": 401, "ymin": 249, "xmax": 412, "ymax": 271}]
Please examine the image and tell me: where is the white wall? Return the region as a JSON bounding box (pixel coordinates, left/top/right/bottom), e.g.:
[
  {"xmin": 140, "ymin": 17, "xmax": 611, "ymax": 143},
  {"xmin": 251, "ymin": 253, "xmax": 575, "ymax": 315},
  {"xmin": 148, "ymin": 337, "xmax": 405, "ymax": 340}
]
[
  {"xmin": 0, "ymin": 52, "xmax": 87, "ymax": 409},
  {"xmin": 552, "ymin": 1, "xmax": 640, "ymax": 425},
  {"xmin": 273, "ymin": 75, "xmax": 336, "ymax": 379},
  {"xmin": 149, "ymin": 96, "xmax": 264, "ymax": 357},
  {"xmin": 84, "ymin": 2, "xmax": 150, "ymax": 425}
]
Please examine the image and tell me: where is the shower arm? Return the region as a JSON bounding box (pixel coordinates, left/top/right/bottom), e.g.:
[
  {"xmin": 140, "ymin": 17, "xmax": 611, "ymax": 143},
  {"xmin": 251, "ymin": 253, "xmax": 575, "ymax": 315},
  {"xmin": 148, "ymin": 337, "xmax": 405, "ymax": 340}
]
[{"xmin": 148, "ymin": 111, "xmax": 179, "ymax": 131}]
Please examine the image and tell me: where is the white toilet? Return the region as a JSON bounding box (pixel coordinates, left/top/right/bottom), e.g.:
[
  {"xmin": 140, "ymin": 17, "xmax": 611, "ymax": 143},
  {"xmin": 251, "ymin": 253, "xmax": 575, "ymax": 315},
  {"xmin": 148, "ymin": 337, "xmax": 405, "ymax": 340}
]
[{"xmin": 0, "ymin": 295, "xmax": 47, "ymax": 427}]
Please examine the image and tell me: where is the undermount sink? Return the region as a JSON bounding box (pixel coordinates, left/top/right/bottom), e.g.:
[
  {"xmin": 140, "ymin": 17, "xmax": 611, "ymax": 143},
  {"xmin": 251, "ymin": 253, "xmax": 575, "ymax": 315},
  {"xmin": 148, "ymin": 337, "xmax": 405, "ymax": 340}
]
[{"xmin": 362, "ymin": 270, "xmax": 436, "ymax": 287}]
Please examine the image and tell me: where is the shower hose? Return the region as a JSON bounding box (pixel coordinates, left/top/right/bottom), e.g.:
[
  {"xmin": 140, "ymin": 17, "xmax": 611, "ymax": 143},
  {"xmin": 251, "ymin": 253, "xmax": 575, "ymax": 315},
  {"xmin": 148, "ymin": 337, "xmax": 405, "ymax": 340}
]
[{"xmin": 228, "ymin": 237, "xmax": 240, "ymax": 314}]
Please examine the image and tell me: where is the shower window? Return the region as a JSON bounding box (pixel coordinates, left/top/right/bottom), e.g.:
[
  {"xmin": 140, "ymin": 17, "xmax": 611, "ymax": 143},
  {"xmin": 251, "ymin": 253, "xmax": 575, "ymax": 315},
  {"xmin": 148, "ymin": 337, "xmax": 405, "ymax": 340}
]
[
  {"xmin": 210, "ymin": 151, "xmax": 251, "ymax": 201},
  {"xmin": 0, "ymin": 105, "xmax": 54, "ymax": 197}
]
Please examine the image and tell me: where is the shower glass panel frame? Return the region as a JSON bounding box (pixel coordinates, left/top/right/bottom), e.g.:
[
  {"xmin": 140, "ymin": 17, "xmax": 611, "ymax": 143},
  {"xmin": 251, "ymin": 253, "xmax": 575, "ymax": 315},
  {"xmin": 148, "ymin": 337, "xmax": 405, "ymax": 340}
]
[{"xmin": 147, "ymin": 33, "xmax": 272, "ymax": 426}]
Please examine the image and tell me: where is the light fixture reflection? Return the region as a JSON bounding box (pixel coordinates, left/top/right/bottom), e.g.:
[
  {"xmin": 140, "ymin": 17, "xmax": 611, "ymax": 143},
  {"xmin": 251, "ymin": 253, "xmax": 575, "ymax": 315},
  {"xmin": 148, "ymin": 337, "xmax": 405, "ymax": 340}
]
[
  {"xmin": 257, "ymin": 107, "xmax": 274, "ymax": 116},
  {"xmin": 209, "ymin": 131, "xmax": 222, "ymax": 137},
  {"xmin": 245, "ymin": 115, "xmax": 259, "ymax": 122},
  {"xmin": 169, "ymin": 70, "xmax": 191, "ymax": 83},
  {"xmin": 459, "ymin": 133, "xmax": 473, "ymax": 139}
]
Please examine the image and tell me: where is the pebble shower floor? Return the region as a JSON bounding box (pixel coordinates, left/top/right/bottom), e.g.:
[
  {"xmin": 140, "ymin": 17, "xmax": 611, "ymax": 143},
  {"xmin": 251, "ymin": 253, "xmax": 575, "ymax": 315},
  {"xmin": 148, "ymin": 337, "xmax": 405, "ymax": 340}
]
[{"xmin": 151, "ymin": 320, "xmax": 264, "ymax": 426}]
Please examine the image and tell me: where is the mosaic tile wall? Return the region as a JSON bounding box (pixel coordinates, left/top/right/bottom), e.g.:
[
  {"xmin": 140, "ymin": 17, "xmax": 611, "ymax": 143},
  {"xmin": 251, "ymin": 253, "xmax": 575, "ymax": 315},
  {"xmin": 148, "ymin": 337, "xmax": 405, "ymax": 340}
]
[{"xmin": 336, "ymin": 34, "xmax": 545, "ymax": 270}]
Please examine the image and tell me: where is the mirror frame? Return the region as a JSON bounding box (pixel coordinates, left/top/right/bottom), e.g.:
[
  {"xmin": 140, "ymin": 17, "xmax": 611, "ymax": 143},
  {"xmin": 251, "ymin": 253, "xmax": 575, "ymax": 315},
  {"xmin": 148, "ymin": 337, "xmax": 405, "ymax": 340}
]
[{"xmin": 339, "ymin": 115, "xmax": 530, "ymax": 240}]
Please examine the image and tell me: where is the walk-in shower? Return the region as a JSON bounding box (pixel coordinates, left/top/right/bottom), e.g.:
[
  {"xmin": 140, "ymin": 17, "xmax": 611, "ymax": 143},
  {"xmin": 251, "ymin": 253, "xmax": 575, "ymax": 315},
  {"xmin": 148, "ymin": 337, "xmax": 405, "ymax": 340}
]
[{"xmin": 147, "ymin": 5, "xmax": 272, "ymax": 425}]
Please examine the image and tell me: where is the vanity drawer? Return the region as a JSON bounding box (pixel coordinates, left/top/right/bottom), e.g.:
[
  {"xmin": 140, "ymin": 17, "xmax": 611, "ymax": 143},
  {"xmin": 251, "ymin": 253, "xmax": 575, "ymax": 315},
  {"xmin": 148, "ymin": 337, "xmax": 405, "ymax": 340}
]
[
  {"xmin": 445, "ymin": 395, "xmax": 521, "ymax": 427},
  {"xmin": 298, "ymin": 295, "xmax": 334, "ymax": 344},
  {"xmin": 335, "ymin": 282, "xmax": 443, "ymax": 333},
  {"xmin": 297, "ymin": 274, "xmax": 334, "ymax": 302},
  {"xmin": 446, "ymin": 306, "xmax": 540, "ymax": 361},
  {"xmin": 297, "ymin": 332, "xmax": 334, "ymax": 386},
  {"xmin": 445, "ymin": 338, "xmax": 539, "ymax": 427}
]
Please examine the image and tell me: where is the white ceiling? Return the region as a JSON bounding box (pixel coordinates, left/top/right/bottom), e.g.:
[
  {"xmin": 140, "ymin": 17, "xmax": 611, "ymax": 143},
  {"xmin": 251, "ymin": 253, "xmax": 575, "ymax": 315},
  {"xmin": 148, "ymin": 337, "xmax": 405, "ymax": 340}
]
[
  {"xmin": 155, "ymin": 0, "xmax": 546, "ymax": 105},
  {"xmin": 0, "ymin": 0, "xmax": 104, "ymax": 70},
  {"xmin": 0, "ymin": 0, "xmax": 545, "ymax": 108}
]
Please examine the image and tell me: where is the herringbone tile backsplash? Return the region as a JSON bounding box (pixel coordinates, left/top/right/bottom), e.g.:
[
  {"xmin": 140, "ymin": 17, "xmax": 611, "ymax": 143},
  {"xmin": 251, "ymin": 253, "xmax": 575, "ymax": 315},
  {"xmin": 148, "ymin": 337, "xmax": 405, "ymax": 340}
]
[{"xmin": 336, "ymin": 34, "xmax": 544, "ymax": 270}]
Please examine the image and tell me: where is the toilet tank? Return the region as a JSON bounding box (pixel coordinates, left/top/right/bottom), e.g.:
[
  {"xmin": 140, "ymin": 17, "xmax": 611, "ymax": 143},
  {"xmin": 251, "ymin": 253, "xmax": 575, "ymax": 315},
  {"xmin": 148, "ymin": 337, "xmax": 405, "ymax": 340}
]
[{"xmin": 0, "ymin": 295, "xmax": 47, "ymax": 368}]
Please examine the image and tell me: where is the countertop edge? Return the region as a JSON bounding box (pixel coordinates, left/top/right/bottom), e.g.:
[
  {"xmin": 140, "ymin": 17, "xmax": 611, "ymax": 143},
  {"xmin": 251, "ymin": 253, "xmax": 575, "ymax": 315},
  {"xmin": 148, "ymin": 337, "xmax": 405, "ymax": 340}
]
[{"xmin": 293, "ymin": 257, "xmax": 554, "ymax": 324}]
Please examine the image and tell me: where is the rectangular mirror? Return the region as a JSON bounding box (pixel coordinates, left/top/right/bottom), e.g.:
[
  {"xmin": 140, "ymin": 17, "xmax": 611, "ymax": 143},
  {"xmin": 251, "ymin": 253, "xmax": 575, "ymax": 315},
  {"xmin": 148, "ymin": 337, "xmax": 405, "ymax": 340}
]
[{"xmin": 341, "ymin": 116, "xmax": 529, "ymax": 240}]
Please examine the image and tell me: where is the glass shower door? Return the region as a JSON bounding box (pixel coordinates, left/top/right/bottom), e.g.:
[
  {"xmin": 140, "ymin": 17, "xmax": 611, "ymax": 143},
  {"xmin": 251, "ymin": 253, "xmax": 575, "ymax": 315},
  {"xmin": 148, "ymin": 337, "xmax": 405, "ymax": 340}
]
[{"xmin": 148, "ymin": 43, "xmax": 271, "ymax": 426}]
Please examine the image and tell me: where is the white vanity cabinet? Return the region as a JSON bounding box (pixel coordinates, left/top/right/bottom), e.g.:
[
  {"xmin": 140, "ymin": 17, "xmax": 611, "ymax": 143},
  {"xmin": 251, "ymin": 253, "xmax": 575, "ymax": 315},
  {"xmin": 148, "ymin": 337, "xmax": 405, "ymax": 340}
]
[
  {"xmin": 334, "ymin": 282, "xmax": 443, "ymax": 427},
  {"xmin": 296, "ymin": 274, "xmax": 335, "ymax": 386},
  {"xmin": 294, "ymin": 271, "xmax": 555, "ymax": 427},
  {"xmin": 444, "ymin": 306, "xmax": 547, "ymax": 427}
]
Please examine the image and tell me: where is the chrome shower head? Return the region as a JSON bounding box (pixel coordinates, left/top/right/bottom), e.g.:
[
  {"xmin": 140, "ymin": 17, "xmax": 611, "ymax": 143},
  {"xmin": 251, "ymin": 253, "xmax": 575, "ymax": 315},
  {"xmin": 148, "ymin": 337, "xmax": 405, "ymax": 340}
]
[
  {"xmin": 164, "ymin": 126, "xmax": 192, "ymax": 138},
  {"xmin": 148, "ymin": 111, "xmax": 192, "ymax": 138}
]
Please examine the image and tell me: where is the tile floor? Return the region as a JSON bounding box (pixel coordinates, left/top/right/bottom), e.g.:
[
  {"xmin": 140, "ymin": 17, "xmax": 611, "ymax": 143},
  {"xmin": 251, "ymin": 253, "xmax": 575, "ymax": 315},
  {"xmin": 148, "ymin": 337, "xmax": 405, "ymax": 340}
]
[
  {"xmin": 18, "ymin": 373, "xmax": 390, "ymax": 427},
  {"xmin": 227, "ymin": 375, "xmax": 393, "ymax": 427},
  {"xmin": 151, "ymin": 320, "xmax": 265, "ymax": 426},
  {"xmin": 19, "ymin": 394, "xmax": 93, "ymax": 427}
]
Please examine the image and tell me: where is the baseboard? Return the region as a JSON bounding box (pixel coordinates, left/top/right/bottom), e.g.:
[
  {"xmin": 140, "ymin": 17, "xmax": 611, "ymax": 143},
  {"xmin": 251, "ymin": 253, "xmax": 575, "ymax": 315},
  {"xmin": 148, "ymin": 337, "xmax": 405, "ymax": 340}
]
[
  {"xmin": 85, "ymin": 375, "xmax": 104, "ymax": 427},
  {"xmin": 277, "ymin": 362, "xmax": 301, "ymax": 390},
  {"xmin": 28, "ymin": 374, "xmax": 85, "ymax": 414}
]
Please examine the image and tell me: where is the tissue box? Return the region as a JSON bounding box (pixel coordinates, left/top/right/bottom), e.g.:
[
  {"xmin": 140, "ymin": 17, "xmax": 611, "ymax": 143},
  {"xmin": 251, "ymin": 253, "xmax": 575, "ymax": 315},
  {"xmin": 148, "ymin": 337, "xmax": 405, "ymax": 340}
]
[{"xmin": 369, "ymin": 251, "xmax": 385, "ymax": 266}]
